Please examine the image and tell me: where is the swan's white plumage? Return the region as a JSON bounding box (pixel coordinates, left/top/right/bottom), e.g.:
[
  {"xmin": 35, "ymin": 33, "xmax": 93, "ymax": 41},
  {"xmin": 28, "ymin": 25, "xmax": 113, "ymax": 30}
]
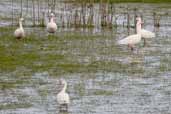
[
  {"xmin": 14, "ymin": 18, "xmax": 25, "ymax": 39},
  {"xmin": 47, "ymin": 13, "xmax": 57, "ymax": 33},
  {"xmin": 117, "ymin": 17, "xmax": 142, "ymax": 47},
  {"xmin": 57, "ymin": 79, "xmax": 70, "ymax": 105},
  {"xmin": 137, "ymin": 18, "xmax": 155, "ymax": 46},
  {"xmin": 14, "ymin": 28, "xmax": 24, "ymax": 38},
  {"xmin": 57, "ymin": 92, "xmax": 70, "ymax": 105},
  {"xmin": 118, "ymin": 34, "xmax": 141, "ymax": 45},
  {"xmin": 141, "ymin": 29, "xmax": 155, "ymax": 39}
]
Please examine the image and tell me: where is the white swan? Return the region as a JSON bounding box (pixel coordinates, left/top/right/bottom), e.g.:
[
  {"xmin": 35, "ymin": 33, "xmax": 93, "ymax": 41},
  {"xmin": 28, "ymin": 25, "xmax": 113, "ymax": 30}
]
[
  {"xmin": 138, "ymin": 18, "xmax": 155, "ymax": 46},
  {"xmin": 47, "ymin": 13, "xmax": 57, "ymax": 33},
  {"xmin": 57, "ymin": 79, "xmax": 70, "ymax": 112},
  {"xmin": 118, "ymin": 17, "xmax": 142, "ymax": 51},
  {"xmin": 14, "ymin": 18, "xmax": 25, "ymax": 39}
]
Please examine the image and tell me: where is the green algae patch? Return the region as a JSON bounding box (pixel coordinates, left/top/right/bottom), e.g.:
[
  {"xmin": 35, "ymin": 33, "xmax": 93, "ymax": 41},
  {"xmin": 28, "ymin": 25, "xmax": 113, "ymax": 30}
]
[
  {"xmin": 93, "ymin": 90, "xmax": 113, "ymax": 95},
  {"xmin": 0, "ymin": 103, "xmax": 32, "ymax": 110}
]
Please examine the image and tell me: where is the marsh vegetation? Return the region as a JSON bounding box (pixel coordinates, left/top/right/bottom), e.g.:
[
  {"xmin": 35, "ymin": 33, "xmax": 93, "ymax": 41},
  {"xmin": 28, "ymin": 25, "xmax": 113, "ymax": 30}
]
[{"xmin": 0, "ymin": 0, "xmax": 171, "ymax": 114}]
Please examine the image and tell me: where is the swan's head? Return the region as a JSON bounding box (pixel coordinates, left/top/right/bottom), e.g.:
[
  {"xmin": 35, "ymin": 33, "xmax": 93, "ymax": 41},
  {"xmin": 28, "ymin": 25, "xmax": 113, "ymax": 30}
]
[
  {"xmin": 20, "ymin": 18, "xmax": 24, "ymax": 21},
  {"xmin": 59, "ymin": 79, "xmax": 67, "ymax": 85},
  {"xmin": 136, "ymin": 17, "xmax": 141, "ymax": 22},
  {"xmin": 136, "ymin": 17, "xmax": 143, "ymax": 24},
  {"xmin": 50, "ymin": 13, "xmax": 55, "ymax": 17}
]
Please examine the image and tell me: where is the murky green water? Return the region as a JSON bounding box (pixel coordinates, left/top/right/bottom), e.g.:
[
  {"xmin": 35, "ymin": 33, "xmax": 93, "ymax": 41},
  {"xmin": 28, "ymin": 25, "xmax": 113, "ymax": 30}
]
[{"xmin": 0, "ymin": 1, "xmax": 171, "ymax": 114}]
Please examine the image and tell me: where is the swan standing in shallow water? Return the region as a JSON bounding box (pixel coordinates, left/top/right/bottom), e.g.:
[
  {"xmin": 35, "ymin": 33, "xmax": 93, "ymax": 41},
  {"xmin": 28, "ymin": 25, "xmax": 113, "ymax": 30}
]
[
  {"xmin": 138, "ymin": 17, "xmax": 155, "ymax": 46},
  {"xmin": 118, "ymin": 17, "xmax": 142, "ymax": 51},
  {"xmin": 47, "ymin": 13, "xmax": 57, "ymax": 33},
  {"xmin": 57, "ymin": 79, "xmax": 70, "ymax": 112},
  {"xmin": 14, "ymin": 18, "xmax": 25, "ymax": 39}
]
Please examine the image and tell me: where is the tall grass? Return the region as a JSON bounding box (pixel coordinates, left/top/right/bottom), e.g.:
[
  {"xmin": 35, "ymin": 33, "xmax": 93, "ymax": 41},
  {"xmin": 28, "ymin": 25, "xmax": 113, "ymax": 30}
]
[
  {"xmin": 7, "ymin": 0, "xmax": 169, "ymax": 28},
  {"xmin": 71, "ymin": 0, "xmax": 171, "ymax": 3}
]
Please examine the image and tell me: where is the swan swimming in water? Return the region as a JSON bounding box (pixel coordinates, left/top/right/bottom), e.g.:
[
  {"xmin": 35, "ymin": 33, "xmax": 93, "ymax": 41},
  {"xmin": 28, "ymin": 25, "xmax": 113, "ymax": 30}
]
[
  {"xmin": 14, "ymin": 18, "xmax": 25, "ymax": 39},
  {"xmin": 57, "ymin": 79, "xmax": 70, "ymax": 112},
  {"xmin": 47, "ymin": 13, "xmax": 57, "ymax": 33},
  {"xmin": 118, "ymin": 17, "xmax": 142, "ymax": 51}
]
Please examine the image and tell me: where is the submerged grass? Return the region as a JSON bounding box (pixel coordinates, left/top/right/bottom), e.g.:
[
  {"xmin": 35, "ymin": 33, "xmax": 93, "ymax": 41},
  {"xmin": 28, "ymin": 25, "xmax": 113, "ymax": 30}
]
[
  {"xmin": 0, "ymin": 103, "xmax": 32, "ymax": 110},
  {"xmin": 93, "ymin": 90, "xmax": 113, "ymax": 95},
  {"xmin": 0, "ymin": 26, "xmax": 145, "ymax": 80},
  {"xmin": 160, "ymin": 55, "xmax": 171, "ymax": 72},
  {"xmin": 0, "ymin": 82, "xmax": 17, "ymax": 90}
]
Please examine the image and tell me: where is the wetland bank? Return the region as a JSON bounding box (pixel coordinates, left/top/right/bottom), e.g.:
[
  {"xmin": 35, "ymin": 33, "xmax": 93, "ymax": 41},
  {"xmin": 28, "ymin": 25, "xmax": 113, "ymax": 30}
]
[{"xmin": 0, "ymin": 0, "xmax": 171, "ymax": 114}]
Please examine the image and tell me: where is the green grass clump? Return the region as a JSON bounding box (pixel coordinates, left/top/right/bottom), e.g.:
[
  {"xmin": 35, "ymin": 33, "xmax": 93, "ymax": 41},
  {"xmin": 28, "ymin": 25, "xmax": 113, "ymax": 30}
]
[
  {"xmin": 0, "ymin": 82, "xmax": 17, "ymax": 90},
  {"xmin": 160, "ymin": 56, "xmax": 171, "ymax": 72},
  {"xmin": 93, "ymin": 90, "xmax": 113, "ymax": 95},
  {"xmin": 0, "ymin": 103, "xmax": 32, "ymax": 110},
  {"xmin": 0, "ymin": 27, "xmax": 14, "ymax": 33},
  {"xmin": 74, "ymin": 83, "xmax": 86, "ymax": 96}
]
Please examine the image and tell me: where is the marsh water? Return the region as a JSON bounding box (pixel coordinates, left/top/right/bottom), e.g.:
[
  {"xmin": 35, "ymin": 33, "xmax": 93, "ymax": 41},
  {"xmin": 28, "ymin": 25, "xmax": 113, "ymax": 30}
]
[{"xmin": 0, "ymin": 1, "xmax": 171, "ymax": 114}]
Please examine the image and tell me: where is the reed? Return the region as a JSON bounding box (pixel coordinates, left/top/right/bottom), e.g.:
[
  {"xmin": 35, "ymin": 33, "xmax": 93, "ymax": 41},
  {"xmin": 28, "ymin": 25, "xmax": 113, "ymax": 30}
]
[
  {"xmin": 9, "ymin": 0, "xmax": 168, "ymax": 28},
  {"xmin": 71, "ymin": 0, "xmax": 171, "ymax": 3}
]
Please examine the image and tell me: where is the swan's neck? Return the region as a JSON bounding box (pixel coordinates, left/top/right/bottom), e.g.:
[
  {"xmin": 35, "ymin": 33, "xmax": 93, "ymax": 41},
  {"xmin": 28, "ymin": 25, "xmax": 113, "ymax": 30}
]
[
  {"xmin": 19, "ymin": 21, "xmax": 23, "ymax": 29},
  {"xmin": 50, "ymin": 17, "xmax": 54, "ymax": 23},
  {"xmin": 61, "ymin": 82, "xmax": 67, "ymax": 93},
  {"xmin": 136, "ymin": 23, "xmax": 141, "ymax": 35}
]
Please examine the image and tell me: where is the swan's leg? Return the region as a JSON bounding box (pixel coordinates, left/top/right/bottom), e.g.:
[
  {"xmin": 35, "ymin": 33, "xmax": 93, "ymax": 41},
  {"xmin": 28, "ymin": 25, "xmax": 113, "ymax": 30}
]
[
  {"xmin": 143, "ymin": 38, "xmax": 146, "ymax": 47},
  {"xmin": 63, "ymin": 104, "xmax": 68, "ymax": 112},
  {"xmin": 59, "ymin": 105, "xmax": 62, "ymax": 112},
  {"xmin": 16, "ymin": 36, "xmax": 22, "ymax": 40},
  {"xmin": 128, "ymin": 44, "xmax": 131, "ymax": 49},
  {"xmin": 128, "ymin": 44, "xmax": 134, "ymax": 51},
  {"xmin": 131, "ymin": 46, "xmax": 134, "ymax": 51},
  {"xmin": 66, "ymin": 104, "xmax": 68, "ymax": 112},
  {"xmin": 59, "ymin": 104, "xmax": 68, "ymax": 112}
]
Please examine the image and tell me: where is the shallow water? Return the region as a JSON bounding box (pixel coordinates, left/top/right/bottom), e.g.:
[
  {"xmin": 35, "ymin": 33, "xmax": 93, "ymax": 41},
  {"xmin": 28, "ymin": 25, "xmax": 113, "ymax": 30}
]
[{"xmin": 0, "ymin": 1, "xmax": 171, "ymax": 114}]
